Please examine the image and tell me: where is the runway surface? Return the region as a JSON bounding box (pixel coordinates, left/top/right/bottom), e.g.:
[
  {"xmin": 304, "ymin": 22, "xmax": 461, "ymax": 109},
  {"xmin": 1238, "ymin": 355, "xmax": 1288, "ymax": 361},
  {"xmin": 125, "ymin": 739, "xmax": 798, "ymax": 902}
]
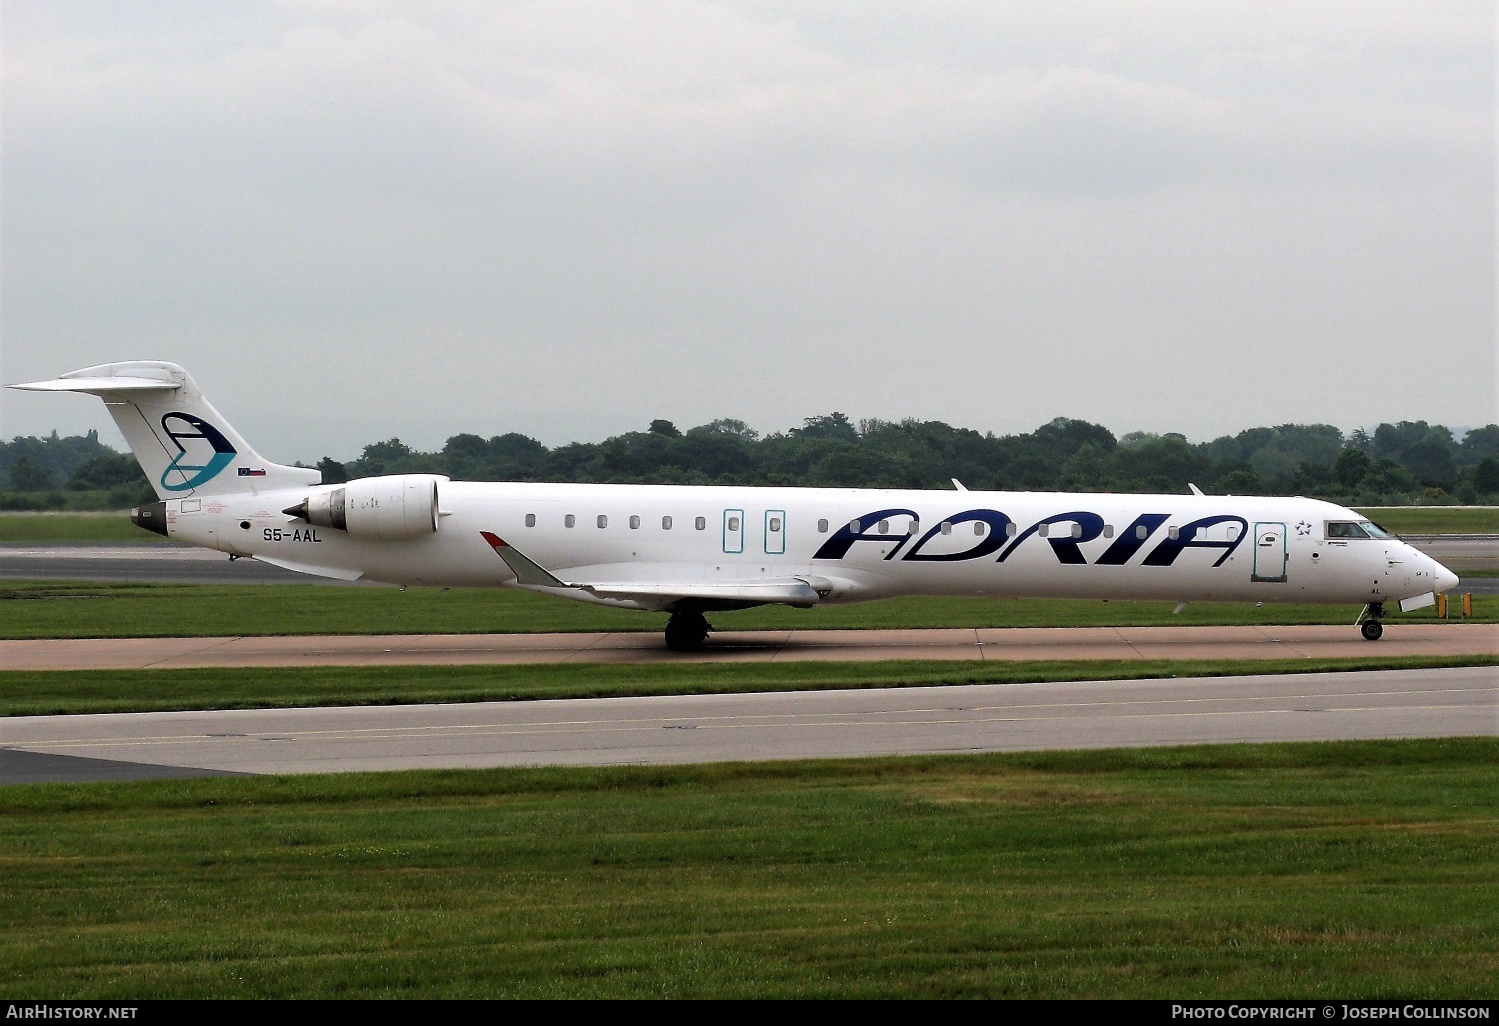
[
  {"xmin": 0, "ymin": 544, "xmax": 357, "ymax": 585},
  {"xmin": 2, "ymin": 665, "xmax": 1493, "ymax": 782},
  {"xmin": 4, "ymin": 623, "xmax": 1496, "ymax": 670},
  {"xmin": 2, "ymin": 535, "xmax": 1496, "ymax": 585}
]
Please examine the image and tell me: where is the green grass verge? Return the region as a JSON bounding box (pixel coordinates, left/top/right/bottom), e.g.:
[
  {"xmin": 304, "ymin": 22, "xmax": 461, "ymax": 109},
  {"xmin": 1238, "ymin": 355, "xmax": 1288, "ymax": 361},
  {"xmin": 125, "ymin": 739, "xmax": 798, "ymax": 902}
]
[
  {"xmin": 1355, "ymin": 506, "xmax": 1499, "ymax": 534},
  {"xmin": 4, "ymin": 506, "xmax": 1493, "ymax": 542},
  {"xmin": 4, "ymin": 655, "xmax": 1495, "ymax": 717},
  {"xmin": 0, "ymin": 512, "xmax": 167, "ymax": 543},
  {"xmin": 3, "ymin": 581, "xmax": 1495, "ymax": 639},
  {"xmin": 2, "ymin": 738, "xmax": 1496, "ymax": 998}
]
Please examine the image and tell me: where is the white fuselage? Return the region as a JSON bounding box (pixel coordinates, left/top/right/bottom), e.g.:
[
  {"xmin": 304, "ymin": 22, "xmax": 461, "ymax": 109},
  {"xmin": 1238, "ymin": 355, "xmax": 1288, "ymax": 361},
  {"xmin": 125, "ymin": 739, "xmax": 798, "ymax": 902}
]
[{"xmin": 163, "ymin": 481, "xmax": 1456, "ymax": 611}]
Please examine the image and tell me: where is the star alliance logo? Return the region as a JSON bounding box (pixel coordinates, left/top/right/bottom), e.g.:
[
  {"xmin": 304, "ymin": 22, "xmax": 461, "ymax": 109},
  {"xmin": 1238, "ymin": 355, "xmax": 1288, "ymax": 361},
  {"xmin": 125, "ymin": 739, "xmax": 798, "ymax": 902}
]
[{"xmin": 1295, "ymin": 521, "xmax": 1313, "ymax": 537}]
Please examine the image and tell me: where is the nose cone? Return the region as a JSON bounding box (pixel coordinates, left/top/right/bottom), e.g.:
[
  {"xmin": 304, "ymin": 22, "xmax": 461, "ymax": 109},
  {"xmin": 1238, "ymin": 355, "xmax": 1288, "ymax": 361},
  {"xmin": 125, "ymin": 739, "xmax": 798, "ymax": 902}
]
[{"xmin": 1433, "ymin": 559, "xmax": 1459, "ymax": 594}]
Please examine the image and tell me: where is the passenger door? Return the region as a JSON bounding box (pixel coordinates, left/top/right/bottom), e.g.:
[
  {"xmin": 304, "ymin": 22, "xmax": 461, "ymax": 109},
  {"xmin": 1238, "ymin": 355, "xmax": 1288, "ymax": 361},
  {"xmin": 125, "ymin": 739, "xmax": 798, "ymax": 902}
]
[{"xmin": 1252, "ymin": 522, "xmax": 1288, "ymax": 582}]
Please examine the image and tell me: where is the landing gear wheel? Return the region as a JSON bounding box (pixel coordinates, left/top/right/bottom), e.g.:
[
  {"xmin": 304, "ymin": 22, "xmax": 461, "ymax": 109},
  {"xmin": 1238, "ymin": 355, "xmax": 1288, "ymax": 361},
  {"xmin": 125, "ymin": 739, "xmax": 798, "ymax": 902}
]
[
  {"xmin": 664, "ymin": 611, "xmax": 711, "ymax": 652},
  {"xmin": 1360, "ymin": 619, "xmax": 1384, "ymax": 642}
]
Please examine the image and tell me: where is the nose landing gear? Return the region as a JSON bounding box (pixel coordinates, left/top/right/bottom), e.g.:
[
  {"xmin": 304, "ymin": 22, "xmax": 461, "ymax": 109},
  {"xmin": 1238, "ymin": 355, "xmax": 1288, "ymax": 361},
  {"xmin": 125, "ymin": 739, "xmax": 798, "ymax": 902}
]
[
  {"xmin": 1358, "ymin": 603, "xmax": 1384, "ymax": 642},
  {"xmin": 664, "ymin": 610, "xmax": 712, "ymax": 652}
]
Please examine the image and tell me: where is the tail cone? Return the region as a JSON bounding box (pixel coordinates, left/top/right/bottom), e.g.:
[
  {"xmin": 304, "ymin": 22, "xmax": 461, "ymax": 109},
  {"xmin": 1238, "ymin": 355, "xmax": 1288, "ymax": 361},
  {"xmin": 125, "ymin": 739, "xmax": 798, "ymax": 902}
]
[{"xmin": 130, "ymin": 501, "xmax": 168, "ymax": 537}]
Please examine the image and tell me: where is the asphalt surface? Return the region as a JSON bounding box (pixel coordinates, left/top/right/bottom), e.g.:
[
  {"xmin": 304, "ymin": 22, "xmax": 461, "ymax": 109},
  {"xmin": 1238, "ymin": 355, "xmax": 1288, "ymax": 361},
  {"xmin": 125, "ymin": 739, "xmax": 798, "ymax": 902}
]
[
  {"xmin": 1400, "ymin": 534, "xmax": 1499, "ymax": 573},
  {"xmin": 0, "ymin": 544, "xmax": 361, "ymax": 585},
  {"xmin": 4, "ymin": 623, "xmax": 1496, "ymax": 669},
  {"xmin": 3, "ymin": 665, "xmax": 1493, "ymax": 782},
  {"xmin": 0, "ymin": 747, "xmax": 241, "ymax": 784},
  {"xmin": 1, "ymin": 536, "xmax": 1496, "ymax": 586}
]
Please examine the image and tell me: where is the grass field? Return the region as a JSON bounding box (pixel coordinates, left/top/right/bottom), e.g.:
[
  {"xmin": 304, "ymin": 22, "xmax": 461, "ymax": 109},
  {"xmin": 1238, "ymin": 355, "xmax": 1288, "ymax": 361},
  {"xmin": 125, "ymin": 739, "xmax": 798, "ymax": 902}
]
[
  {"xmin": 0, "ymin": 511, "xmax": 168, "ymax": 542},
  {"xmin": 3, "ymin": 505, "xmax": 1495, "ymax": 543},
  {"xmin": 2, "ymin": 580, "xmax": 1494, "ymax": 639},
  {"xmin": 2, "ymin": 739, "xmax": 1495, "ymax": 998},
  {"xmin": 4, "ymin": 655, "xmax": 1495, "ymax": 717}
]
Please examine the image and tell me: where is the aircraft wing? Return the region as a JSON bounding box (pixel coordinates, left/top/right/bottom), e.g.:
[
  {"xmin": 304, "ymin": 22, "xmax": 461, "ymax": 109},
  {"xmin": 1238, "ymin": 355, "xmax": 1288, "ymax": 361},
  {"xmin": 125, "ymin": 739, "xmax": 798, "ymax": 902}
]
[
  {"xmin": 479, "ymin": 531, "xmax": 821, "ymax": 608},
  {"xmin": 578, "ymin": 580, "xmax": 820, "ymax": 607}
]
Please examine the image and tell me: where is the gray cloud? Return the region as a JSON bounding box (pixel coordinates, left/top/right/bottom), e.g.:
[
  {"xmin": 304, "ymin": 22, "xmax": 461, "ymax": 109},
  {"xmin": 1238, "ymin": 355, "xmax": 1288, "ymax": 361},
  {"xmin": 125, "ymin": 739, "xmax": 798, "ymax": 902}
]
[{"xmin": 2, "ymin": 0, "xmax": 1492, "ymax": 461}]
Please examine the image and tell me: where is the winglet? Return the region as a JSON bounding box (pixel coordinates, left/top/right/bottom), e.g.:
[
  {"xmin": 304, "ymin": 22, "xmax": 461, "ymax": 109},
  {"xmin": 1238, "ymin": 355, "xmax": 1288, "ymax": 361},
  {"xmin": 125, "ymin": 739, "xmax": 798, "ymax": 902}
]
[
  {"xmin": 479, "ymin": 531, "xmax": 571, "ymax": 588},
  {"xmin": 951, "ymin": 478, "xmax": 968, "ymax": 491},
  {"xmin": 1188, "ymin": 483, "xmax": 1205, "ymax": 496}
]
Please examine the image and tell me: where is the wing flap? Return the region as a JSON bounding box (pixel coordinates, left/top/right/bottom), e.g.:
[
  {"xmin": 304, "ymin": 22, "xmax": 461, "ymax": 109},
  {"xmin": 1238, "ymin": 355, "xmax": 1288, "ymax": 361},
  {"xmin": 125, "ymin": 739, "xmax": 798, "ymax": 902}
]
[
  {"xmin": 582, "ymin": 580, "xmax": 820, "ymax": 607},
  {"xmin": 478, "ymin": 531, "xmax": 822, "ymax": 607}
]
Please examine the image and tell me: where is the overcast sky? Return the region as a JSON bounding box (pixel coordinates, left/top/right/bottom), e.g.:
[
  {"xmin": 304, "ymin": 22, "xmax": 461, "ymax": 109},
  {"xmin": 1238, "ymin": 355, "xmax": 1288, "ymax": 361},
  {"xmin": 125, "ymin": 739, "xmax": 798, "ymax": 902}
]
[{"xmin": 2, "ymin": 1, "xmax": 1494, "ymax": 463}]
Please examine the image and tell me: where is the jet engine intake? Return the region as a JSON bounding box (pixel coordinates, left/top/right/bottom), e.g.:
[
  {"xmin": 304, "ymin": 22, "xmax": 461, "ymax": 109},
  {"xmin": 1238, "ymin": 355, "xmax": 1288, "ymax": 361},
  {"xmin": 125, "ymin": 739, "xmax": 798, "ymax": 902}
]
[{"xmin": 284, "ymin": 474, "xmax": 443, "ymax": 540}]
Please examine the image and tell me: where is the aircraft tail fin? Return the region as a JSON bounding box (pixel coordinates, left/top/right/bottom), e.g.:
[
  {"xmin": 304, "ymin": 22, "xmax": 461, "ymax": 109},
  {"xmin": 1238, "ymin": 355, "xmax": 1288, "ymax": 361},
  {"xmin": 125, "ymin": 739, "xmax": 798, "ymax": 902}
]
[{"xmin": 8, "ymin": 361, "xmax": 320, "ymax": 499}]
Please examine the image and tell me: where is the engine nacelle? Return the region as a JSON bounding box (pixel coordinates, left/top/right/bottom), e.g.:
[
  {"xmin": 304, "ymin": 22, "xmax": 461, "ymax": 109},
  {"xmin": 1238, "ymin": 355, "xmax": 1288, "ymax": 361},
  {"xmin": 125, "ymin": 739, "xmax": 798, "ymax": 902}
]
[{"xmin": 287, "ymin": 475, "xmax": 443, "ymax": 540}]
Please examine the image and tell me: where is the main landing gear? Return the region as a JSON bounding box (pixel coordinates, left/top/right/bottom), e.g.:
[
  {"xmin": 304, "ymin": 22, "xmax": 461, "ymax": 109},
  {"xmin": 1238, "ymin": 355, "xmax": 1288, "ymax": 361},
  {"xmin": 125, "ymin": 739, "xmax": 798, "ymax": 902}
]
[
  {"xmin": 1358, "ymin": 603, "xmax": 1384, "ymax": 642},
  {"xmin": 665, "ymin": 610, "xmax": 712, "ymax": 652}
]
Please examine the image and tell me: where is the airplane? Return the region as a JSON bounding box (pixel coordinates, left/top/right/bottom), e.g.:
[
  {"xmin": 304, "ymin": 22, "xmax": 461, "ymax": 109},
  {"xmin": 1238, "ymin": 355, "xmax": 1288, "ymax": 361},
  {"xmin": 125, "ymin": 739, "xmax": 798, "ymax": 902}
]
[{"xmin": 11, "ymin": 361, "xmax": 1460, "ymax": 650}]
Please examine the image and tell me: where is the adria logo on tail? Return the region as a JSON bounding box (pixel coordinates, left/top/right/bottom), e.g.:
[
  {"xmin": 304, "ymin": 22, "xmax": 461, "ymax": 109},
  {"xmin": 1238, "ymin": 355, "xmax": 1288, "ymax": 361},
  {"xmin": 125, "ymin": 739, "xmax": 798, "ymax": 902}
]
[{"xmin": 159, "ymin": 413, "xmax": 236, "ymax": 492}]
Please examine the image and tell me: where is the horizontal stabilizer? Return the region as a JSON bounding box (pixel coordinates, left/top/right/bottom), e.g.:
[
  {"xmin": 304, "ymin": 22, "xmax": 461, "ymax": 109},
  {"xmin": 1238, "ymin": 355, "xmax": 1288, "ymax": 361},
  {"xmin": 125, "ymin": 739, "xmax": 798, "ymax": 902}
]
[{"xmin": 9, "ymin": 375, "xmax": 179, "ymax": 394}]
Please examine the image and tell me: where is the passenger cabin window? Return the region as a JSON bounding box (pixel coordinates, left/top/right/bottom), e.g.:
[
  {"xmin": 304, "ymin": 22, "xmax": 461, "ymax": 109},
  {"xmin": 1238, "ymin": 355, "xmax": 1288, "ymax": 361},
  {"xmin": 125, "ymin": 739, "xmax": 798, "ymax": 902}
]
[
  {"xmin": 1326, "ymin": 521, "xmax": 1371, "ymax": 539},
  {"xmin": 1135, "ymin": 524, "xmax": 1147, "ymax": 540},
  {"xmin": 1070, "ymin": 523, "xmax": 1082, "ymax": 539},
  {"xmin": 850, "ymin": 519, "xmax": 861, "ymax": 532},
  {"xmin": 1167, "ymin": 526, "xmax": 1180, "ymax": 540},
  {"xmin": 629, "ymin": 515, "xmax": 640, "ymax": 529},
  {"xmin": 695, "ymin": 516, "xmax": 706, "ymax": 531},
  {"xmin": 878, "ymin": 519, "xmax": 889, "ymax": 534},
  {"xmin": 1006, "ymin": 523, "xmax": 1017, "ymax": 537},
  {"xmin": 1038, "ymin": 524, "xmax": 1048, "ymax": 538},
  {"xmin": 565, "ymin": 514, "xmax": 576, "ymax": 528},
  {"xmin": 662, "ymin": 516, "xmax": 673, "ymax": 530},
  {"xmin": 817, "ymin": 519, "xmax": 829, "ymax": 533},
  {"xmin": 1102, "ymin": 524, "xmax": 1114, "ymax": 538},
  {"xmin": 525, "ymin": 513, "xmax": 536, "ymax": 527},
  {"xmin": 907, "ymin": 519, "xmax": 918, "ymax": 534},
  {"xmin": 940, "ymin": 521, "xmax": 952, "ymax": 535},
  {"xmin": 975, "ymin": 522, "xmax": 986, "ymax": 536},
  {"xmin": 597, "ymin": 515, "xmax": 608, "ymax": 529},
  {"xmin": 727, "ymin": 516, "xmax": 740, "ymax": 532},
  {"xmin": 769, "ymin": 517, "xmax": 782, "ymax": 532}
]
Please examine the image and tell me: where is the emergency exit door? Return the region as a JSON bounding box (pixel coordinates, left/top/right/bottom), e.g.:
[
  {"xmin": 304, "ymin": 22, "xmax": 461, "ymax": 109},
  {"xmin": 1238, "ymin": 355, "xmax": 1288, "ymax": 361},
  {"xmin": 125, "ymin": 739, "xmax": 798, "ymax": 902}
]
[
  {"xmin": 723, "ymin": 509, "xmax": 744, "ymax": 554},
  {"xmin": 1252, "ymin": 522, "xmax": 1287, "ymax": 582},
  {"xmin": 764, "ymin": 510, "xmax": 786, "ymax": 555}
]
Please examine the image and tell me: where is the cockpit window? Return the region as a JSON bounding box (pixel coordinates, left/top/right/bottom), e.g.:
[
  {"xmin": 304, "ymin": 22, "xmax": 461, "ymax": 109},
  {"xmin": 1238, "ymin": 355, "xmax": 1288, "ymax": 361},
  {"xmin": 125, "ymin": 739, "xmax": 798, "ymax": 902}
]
[
  {"xmin": 1359, "ymin": 520, "xmax": 1392, "ymax": 539},
  {"xmin": 1326, "ymin": 521, "xmax": 1370, "ymax": 539}
]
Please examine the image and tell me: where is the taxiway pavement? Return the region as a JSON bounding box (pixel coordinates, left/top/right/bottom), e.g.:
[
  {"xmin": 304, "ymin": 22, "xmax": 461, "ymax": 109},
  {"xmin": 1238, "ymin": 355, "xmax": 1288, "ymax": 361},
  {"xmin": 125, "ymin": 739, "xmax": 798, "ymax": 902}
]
[
  {"xmin": 2, "ymin": 665, "xmax": 1493, "ymax": 782},
  {"xmin": 3, "ymin": 534, "xmax": 1496, "ymax": 585},
  {"xmin": 0, "ymin": 544, "xmax": 356, "ymax": 585},
  {"xmin": 4, "ymin": 623, "xmax": 1496, "ymax": 670}
]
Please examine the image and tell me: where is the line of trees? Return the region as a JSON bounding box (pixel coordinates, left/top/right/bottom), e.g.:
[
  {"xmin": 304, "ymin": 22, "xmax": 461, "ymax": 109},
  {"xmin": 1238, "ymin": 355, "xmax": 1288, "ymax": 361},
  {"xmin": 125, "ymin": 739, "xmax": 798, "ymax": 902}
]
[
  {"xmin": 4, "ymin": 416, "xmax": 1498, "ymax": 512},
  {"xmin": 322, "ymin": 414, "xmax": 1499, "ymax": 505}
]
